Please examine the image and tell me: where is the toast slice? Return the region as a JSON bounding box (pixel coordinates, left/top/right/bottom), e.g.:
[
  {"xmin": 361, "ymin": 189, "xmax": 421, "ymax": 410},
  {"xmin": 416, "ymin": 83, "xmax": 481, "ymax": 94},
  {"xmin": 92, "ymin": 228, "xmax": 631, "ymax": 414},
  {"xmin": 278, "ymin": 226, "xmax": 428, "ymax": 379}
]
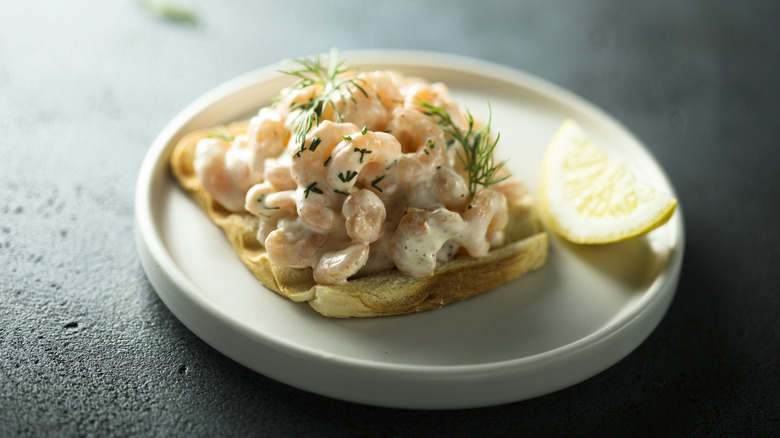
[{"xmin": 170, "ymin": 122, "xmax": 548, "ymax": 318}]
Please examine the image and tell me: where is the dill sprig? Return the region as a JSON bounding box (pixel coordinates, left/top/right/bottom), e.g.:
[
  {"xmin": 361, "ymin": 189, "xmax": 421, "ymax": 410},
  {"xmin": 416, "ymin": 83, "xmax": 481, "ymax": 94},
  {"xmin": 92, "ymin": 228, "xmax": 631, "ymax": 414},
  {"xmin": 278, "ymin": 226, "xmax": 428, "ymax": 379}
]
[
  {"xmin": 206, "ymin": 126, "xmax": 234, "ymax": 142},
  {"xmin": 276, "ymin": 48, "xmax": 367, "ymax": 155},
  {"xmin": 418, "ymin": 102, "xmax": 508, "ymax": 197}
]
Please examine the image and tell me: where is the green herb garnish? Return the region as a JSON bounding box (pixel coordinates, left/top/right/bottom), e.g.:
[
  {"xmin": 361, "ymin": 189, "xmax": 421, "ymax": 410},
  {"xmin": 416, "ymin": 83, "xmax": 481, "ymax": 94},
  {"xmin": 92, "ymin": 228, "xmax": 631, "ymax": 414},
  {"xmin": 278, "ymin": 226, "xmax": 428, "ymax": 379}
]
[
  {"xmin": 338, "ymin": 170, "xmax": 358, "ymax": 183},
  {"xmin": 303, "ymin": 181, "xmax": 323, "ymax": 198},
  {"xmin": 207, "ymin": 126, "xmax": 234, "ymax": 142},
  {"xmin": 418, "ymin": 102, "xmax": 508, "ymax": 197},
  {"xmin": 309, "ymin": 137, "xmax": 322, "ymax": 152},
  {"xmin": 371, "ymin": 175, "xmax": 386, "ymax": 192},
  {"xmin": 257, "ymin": 195, "xmax": 280, "ymax": 210},
  {"xmin": 276, "ymin": 48, "xmax": 367, "ymax": 157},
  {"xmin": 354, "ymin": 147, "xmax": 372, "ymax": 163}
]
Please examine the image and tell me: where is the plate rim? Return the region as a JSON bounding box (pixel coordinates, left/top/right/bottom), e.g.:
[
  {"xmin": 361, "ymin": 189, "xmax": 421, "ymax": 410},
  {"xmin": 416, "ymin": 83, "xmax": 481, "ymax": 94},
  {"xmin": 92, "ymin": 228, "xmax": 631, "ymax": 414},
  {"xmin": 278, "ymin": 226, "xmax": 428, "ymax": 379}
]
[{"xmin": 134, "ymin": 49, "xmax": 685, "ymax": 408}]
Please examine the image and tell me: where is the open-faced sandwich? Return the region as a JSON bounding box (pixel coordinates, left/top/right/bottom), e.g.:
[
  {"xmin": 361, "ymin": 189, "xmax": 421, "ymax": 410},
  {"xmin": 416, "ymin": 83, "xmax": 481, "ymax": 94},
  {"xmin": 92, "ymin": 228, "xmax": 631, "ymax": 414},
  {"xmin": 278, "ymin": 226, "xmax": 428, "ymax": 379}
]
[{"xmin": 170, "ymin": 51, "xmax": 548, "ymax": 317}]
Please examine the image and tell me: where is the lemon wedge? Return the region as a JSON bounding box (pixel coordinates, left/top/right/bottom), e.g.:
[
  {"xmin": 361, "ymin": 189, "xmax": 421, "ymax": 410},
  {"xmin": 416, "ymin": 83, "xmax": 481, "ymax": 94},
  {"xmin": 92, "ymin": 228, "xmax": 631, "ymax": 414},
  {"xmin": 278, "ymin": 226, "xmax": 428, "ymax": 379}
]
[{"xmin": 539, "ymin": 120, "xmax": 677, "ymax": 244}]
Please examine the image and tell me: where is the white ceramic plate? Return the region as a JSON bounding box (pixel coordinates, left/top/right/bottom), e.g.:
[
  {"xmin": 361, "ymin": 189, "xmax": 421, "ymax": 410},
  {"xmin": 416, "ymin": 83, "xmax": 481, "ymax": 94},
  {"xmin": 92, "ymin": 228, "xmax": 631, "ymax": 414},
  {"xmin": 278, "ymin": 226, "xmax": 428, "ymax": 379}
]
[{"xmin": 135, "ymin": 51, "xmax": 684, "ymax": 409}]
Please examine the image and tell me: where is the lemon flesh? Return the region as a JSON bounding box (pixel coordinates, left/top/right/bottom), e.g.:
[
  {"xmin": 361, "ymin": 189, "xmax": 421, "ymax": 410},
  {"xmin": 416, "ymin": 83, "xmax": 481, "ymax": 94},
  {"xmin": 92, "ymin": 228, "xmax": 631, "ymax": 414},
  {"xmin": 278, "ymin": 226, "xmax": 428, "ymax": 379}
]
[{"xmin": 539, "ymin": 120, "xmax": 677, "ymax": 244}]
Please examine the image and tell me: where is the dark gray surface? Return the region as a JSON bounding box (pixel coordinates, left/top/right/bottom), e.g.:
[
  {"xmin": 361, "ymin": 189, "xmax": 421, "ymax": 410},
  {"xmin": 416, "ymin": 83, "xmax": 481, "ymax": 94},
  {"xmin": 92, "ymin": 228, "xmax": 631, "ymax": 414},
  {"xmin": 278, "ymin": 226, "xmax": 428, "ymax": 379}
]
[{"xmin": 2, "ymin": 0, "xmax": 778, "ymax": 436}]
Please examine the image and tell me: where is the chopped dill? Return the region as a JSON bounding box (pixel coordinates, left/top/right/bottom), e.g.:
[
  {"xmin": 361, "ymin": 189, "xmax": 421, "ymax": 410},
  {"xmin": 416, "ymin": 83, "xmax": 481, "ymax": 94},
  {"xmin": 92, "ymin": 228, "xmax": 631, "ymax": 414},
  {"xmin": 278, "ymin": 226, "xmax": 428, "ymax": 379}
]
[
  {"xmin": 338, "ymin": 170, "xmax": 358, "ymax": 183},
  {"xmin": 303, "ymin": 181, "xmax": 323, "ymax": 198},
  {"xmin": 354, "ymin": 147, "xmax": 372, "ymax": 163},
  {"xmin": 371, "ymin": 175, "xmax": 386, "ymax": 192},
  {"xmin": 206, "ymin": 126, "xmax": 234, "ymax": 141},
  {"xmin": 257, "ymin": 195, "xmax": 280, "ymax": 210}
]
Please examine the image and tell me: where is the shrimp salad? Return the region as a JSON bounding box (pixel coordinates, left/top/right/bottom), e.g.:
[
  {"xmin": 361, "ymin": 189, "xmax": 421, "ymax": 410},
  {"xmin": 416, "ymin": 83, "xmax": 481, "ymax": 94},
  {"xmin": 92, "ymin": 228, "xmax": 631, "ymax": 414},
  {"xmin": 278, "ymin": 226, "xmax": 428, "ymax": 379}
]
[{"xmin": 192, "ymin": 54, "xmax": 528, "ymax": 286}]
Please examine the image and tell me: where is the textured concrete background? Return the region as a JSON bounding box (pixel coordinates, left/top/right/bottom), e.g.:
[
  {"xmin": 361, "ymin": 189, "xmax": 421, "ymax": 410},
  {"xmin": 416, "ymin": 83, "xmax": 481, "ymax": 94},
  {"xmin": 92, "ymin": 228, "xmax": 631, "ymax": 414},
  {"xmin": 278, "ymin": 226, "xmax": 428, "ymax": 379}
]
[{"xmin": 1, "ymin": 0, "xmax": 778, "ymax": 436}]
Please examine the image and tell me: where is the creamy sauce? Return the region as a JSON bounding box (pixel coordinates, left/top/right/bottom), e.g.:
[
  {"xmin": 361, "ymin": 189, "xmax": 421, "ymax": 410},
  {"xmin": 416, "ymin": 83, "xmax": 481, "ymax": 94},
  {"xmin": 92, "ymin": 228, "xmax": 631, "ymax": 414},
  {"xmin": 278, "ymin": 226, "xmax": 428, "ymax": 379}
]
[{"xmin": 194, "ymin": 69, "xmax": 524, "ymax": 285}]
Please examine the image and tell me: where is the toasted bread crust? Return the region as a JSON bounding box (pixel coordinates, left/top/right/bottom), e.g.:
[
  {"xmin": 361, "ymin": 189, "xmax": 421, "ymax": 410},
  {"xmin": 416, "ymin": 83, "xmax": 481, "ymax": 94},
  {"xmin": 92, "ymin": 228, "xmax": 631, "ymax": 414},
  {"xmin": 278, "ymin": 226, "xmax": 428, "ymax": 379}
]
[{"xmin": 170, "ymin": 123, "xmax": 548, "ymax": 317}]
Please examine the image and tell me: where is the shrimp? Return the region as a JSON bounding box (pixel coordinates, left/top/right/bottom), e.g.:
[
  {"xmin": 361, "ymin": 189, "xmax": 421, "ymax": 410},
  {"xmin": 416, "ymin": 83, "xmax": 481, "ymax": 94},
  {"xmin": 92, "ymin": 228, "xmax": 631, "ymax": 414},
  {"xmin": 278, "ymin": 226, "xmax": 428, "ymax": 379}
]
[
  {"xmin": 433, "ymin": 166, "xmax": 470, "ymax": 211},
  {"xmin": 325, "ymin": 129, "xmax": 402, "ymax": 195},
  {"xmin": 194, "ymin": 137, "xmax": 246, "ymax": 212},
  {"xmin": 245, "ymin": 182, "xmax": 296, "ymax": 221},
  {"xmin": 461, "ymin": 189, "xmax": 508, "ymax": 257},
  {"xmin": 224, "ymin": 136, "xmax": 257, "ymax": 189},
  {"xmin": 264, "ymin": 217, "xmax": 329, "ymax": 269},
  {"xmin": 245, "ymin": 108, "xmax": 285, "ymax": 176},
  {"xmin": 342, "ymin": 189, "xmax": 386, "ymax": 243},
  {"xmin": 402, "ymin": 82, "xmax": 467, "ymax": 131},
  {"xmin": 263, "ymin": 154, "xmax": 296, "ymax": 191},
  {"xmin": 405, "ymin": 178, "xmax": 439, "ymax": 210},
  {"xmin": 319, "ymin": 185, "xmax": 393, "ymax": 282},
  {"xmin": 190, "ymin": 66, "xmax": 521, "ymax": 288},
  {"xmin": 404, "ymin": 167, "xmax": 468, "ymax": 210},
  {"xmin": 363, "ymin": 71, "xmax": 403, "ymax": 110},
  {"xmin": 356, "ymin": 231, "xmax": 396, "ymax": 276},
  {"xmin": 296, "ymin": 195, "xmax": 337, "ymax": 233},
  {"xmin": 402, "ymin": 83, "xmax": 440, "ymax": 108},
  {"xmin": 274, "ymin": 82, "xmax": 323, "ymax": 124},
  {"xmin": 320, "ymin": 71, "xmax": 404, "ymax": 133},
  {"xmin": 257, "ymin": 218, "xmax": 280, "ymax": 245},
  {"xmin": 330, "ymin": 79, "xmax": 387, "ymax": 132},
  {"xmin": 313, "ymin": 242, "xmax": 370, "ymax": 285},
  {"xmin": 389, "ymin": 188, "xmax": 509, "ymax": 277},
  {"xmin": 386, "ymin": 108, "xmax": 446, "ymax": 183},
  {"xmin": 290, "ymin": 121, "xmax": 355, "ymax": 184},
  {"xmin": 290, "ymin": 121, "xmax": 357, "ymax": 232},
  {"xmin": 194, "ymin": 109, "xmax": 286, "ymax": 212},
  {"xmin": 389, "ymin": 207, "xmax": 465, "ymax": 277},
  {"xmin": 222, "ymin": 110, "xmax": 286, "ymax": 190}
]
